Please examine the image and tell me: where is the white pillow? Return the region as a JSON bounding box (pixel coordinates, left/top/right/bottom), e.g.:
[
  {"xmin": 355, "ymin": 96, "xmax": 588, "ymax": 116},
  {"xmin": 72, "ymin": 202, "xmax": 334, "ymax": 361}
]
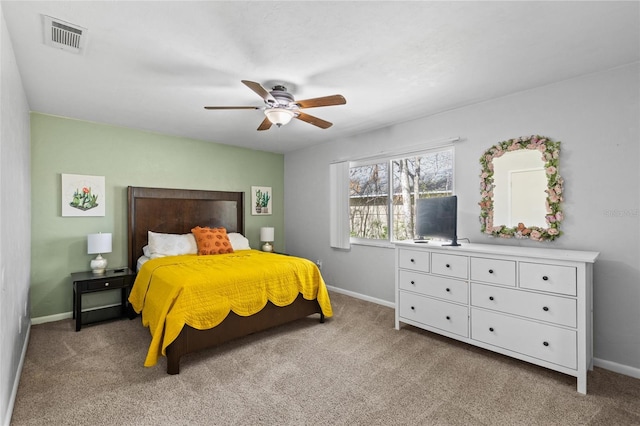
[
  {"xmin": 148, "ymin": 231, "xmax": 197, "ymax": 256},
  {"xmin": 142, "ymin": 245, "xmax": 151, "ymax": 257},
  {"xmin": 228, "ymin": 233, "xmax": 251, "ymax": 251}
]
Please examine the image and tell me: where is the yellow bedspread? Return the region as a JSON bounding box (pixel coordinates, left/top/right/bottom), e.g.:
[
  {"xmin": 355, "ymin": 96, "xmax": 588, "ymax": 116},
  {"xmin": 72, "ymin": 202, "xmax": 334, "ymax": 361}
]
[{"xmin": 128, "ymin": 250, "xmax": 333, "ymax": 367}]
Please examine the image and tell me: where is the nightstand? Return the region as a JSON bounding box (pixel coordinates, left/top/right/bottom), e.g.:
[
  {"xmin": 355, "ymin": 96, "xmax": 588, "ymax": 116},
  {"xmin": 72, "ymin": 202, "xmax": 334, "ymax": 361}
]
[{"xmin": 71, "ymin": 268, "xmax": 135, "ymax": 331}]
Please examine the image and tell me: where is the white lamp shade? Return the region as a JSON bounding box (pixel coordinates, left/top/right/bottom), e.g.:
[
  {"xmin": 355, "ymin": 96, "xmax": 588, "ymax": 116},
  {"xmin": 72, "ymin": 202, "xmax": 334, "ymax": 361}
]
[
  {"xmin": 260, "ymin": 227, "xmax": 274, "ymax": 242},
  {"xmin": 87, "ymin": 233, "xmax": 112, "ymax": 254},
  {"xmin": 264, "ymin": 108, "xmax": 294, "ymax": 126}
]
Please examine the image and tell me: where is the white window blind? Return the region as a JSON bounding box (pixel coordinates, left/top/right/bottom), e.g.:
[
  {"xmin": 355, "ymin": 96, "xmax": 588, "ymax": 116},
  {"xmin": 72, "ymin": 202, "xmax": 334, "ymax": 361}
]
[{"xmin": 329, "ymin": 161, "xmax": 351, "ymax": 249}]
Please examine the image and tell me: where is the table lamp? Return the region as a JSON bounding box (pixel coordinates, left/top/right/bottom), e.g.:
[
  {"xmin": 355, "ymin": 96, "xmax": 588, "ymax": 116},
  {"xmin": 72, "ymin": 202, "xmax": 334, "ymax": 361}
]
[
  {"xmin": 87, "ymin": 232, "xmax": 112, "ymax": 274},
  {"xmin": 260, "ymin": 227, "xmax": 274, "ymax": 252}
]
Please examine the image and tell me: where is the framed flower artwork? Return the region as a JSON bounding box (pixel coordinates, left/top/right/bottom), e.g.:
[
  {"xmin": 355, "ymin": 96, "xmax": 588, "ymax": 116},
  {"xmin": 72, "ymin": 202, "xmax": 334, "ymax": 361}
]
[{"xmin": 61, "ymin": 173, "xmax": 106, "ymax": 217}]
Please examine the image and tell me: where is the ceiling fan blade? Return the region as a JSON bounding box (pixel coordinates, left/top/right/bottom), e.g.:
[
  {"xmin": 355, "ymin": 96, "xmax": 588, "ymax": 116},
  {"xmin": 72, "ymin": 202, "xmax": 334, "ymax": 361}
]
[
  {"xmin": 257, "ymin": 117, "xmax": 272, "ymax": 131},
  {"xmin": 295, "ymin": 94, "xmax": 346, "ymax": 109},
  {"xmin": 242, "ymin": 80, "xmax": 276, "ymax": 104},
  {"xmin": 204, "ymin": 106, "xmax": 261, "ymax": 110},
  {"xmin": 295, "ymin": 112, "xmax": 333, "ymax": 129}
]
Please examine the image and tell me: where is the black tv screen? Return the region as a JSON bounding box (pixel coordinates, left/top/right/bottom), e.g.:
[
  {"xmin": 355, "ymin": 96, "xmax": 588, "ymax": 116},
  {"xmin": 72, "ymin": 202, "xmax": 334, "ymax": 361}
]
[{"xmin": 415, "ymin": 195, "xmax": 460, "ymax": 246}]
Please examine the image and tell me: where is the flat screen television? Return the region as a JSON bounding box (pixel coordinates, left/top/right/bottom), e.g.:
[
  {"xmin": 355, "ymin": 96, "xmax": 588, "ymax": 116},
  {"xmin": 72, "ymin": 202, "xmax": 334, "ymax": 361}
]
[{"xmin": 415, "ymin": 195, "xmax": 460, "ymax": 246}]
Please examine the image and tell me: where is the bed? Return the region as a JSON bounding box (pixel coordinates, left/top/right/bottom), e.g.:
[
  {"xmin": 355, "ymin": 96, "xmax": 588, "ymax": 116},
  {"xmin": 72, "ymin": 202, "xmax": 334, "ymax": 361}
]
[{"xmin": 127, "ymin": 186, "xmax": 332, "ymax": 374}]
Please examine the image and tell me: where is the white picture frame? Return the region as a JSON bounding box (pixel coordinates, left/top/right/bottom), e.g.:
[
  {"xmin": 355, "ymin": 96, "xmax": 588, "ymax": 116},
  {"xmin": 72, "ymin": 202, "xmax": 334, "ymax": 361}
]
[
  {"xmin": 251, "ymin": 186, "xmax": 272, "ymax": 215},
  {"xmin": 61, "ymin": 173, "xmax": 106, "ymax": 217}
]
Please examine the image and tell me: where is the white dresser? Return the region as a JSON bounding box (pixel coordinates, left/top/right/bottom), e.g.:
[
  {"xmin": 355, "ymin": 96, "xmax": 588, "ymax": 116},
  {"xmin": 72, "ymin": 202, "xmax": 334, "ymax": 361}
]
[{"xmin": 395, "ymin": 241, "xmax": 599, "ymax": 393}]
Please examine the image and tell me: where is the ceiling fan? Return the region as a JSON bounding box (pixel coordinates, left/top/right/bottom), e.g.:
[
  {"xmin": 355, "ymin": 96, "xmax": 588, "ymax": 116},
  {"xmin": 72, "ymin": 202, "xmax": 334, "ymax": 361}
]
[{"xmin": 204, "ymin": 80, "xmax": 346, "ymax": 131}]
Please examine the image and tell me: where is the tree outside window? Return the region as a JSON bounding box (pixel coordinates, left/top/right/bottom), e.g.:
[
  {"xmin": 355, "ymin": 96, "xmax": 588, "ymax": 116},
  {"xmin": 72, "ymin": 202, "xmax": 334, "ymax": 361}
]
[
  {"xmin": 349, "ymin": 148, "xmax": 453, "ymax": 241},
  {"xmin": 349, "ymin": 162, "xmax": 389, "ymax": 239}
]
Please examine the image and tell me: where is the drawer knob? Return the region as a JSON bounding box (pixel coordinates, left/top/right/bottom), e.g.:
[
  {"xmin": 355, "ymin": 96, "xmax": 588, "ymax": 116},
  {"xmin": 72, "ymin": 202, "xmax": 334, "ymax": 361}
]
[
  {"xmin": 104, "ymin": 282, "xmax": 110, "ymax": 287},
  {"xmin": 543, "ymin": 341, "xmax": 549, "ymax": 347},
  {"xmin": 542, "ymin": 276, "xmax": 549, "ymax": 281},
  {"xmin": 410, "ymin": 258, "xmax": 415, "ymax": 263},
  {"xmin": 488, "ymin": 269, "xmax": 494, "ymax": 274},
  {"xmin": 489, "ymin": 327, "xmax": 494, "ymax": 332},
  {"xmin": 489, "ymin": 296, "xmax": 494, "ymax": 301},
  {"xmin": 445, "ymin": 288, "xmax": 450, "ymax": 292},
  {"xmin": 445, "ymin": 264, "xmax": 450, "ymax": 268},
  {"xmin": 411, "ymin": 306, "xmax": 415, "ymax": 310},
  {"xmin": 410, "ymin": 280, "xmax": 415, "ymax": 285},
  {"xmin": 543, "ymin": 306, "xmax": 549, "ymax": 312},
  {"xmin": 446, "ymin": 316, "xmax": 451, "ymax": 320}
]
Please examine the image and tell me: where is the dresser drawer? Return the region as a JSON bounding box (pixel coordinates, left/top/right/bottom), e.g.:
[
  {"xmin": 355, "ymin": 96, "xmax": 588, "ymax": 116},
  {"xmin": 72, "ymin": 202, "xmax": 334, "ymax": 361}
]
[
  {"xmin": 399, "ymin": 292, "xmax": 468, "ymax": 337},
  {"xmin": 471, "ymin": 257, "xmax": 516, "ymax": 287},
  {"xmin": 83, "ymin": 277, "xmax": 127, "ymax": 291},
  {"xmin": 398, "ymin": 249, "xmax": 430, "ymax": 272},
  {"xmin": 471, "ymin": 283, "xmax": 577, "ymax": 327},
  {"xmin": 471, "ymin": 308, "xmax": 577, "ymax": 369},
  {"xmin": 520, "ymin": 263, "xmax": 577, "ymax": 296},
  {"xmin": 431, "ymin": 253, "xmax": 468, "ymax": 279},
  {"xmin": 399, "ymin": 270, "xmax": 468, "ymax": 304}
]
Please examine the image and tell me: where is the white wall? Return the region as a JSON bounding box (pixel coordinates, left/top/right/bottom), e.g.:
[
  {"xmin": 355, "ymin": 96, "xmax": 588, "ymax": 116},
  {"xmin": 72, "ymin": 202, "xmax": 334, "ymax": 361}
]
[
  {"xmin": 285, "ymin": 63, "xmax": 640, "ymax": 374},
  {"xmin": 0, "ymin": 5, "xmax": 31, "ymax": 425}
]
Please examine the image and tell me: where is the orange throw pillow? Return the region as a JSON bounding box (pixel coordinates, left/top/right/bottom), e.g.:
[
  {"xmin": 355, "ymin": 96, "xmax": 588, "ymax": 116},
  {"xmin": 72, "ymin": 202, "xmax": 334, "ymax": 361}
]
[{"xmin": 191, "ymin": 226, "xmax": 234, "ymax": 255}]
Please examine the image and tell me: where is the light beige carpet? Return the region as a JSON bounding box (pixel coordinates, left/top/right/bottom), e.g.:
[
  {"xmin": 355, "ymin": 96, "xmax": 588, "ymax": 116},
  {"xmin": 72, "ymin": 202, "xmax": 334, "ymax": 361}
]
[{"xmin": 11, "ymin": 292, "xmax": 640, "ymax": 425}]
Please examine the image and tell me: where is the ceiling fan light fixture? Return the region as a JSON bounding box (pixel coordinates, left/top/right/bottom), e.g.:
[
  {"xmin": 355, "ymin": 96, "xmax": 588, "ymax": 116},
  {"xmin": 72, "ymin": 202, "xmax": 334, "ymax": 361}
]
[
  {"xmin": 205, "ymin": 80, "xmax": 343, "ymax": 131},
  {"xmin": 265, "ymin": 108, "xmax": 294, "ymax": 127}
]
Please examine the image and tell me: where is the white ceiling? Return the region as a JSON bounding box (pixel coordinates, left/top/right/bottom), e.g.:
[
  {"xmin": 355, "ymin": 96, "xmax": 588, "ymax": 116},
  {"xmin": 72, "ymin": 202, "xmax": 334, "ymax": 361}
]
[{"xmin": 2, "ymin": 1, "xmax": 639, "ymax": 153}]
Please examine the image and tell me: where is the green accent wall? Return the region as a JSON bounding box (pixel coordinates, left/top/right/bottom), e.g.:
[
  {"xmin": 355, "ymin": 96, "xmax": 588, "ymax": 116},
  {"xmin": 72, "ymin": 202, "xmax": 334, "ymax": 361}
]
[{"xmin": 30, "ymin": 113, "xmax": 284, "ymax": 319}]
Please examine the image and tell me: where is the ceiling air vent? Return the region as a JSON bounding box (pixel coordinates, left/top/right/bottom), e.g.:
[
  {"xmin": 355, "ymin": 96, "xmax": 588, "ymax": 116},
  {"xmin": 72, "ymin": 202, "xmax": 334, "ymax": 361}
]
[{"xmin": 43, "ymin": 15, "xmax": 87, "ymax": 54}]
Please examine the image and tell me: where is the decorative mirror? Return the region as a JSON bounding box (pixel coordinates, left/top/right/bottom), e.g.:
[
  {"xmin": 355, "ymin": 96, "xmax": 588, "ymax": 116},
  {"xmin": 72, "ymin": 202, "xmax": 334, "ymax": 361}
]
[{"xmin": 479, "ymin": 135, "xmax": 563, "ymax": 241}]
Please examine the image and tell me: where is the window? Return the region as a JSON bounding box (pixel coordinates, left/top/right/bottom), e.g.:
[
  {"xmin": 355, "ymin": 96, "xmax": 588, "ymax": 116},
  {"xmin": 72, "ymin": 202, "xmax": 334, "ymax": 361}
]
[
  {"xmin": 348, "ymin": 147, "xmax": 454, "ymax": 243},
  {"xmin": 349, "ymin": 162, "xmax": 389, "ymax": 239}
]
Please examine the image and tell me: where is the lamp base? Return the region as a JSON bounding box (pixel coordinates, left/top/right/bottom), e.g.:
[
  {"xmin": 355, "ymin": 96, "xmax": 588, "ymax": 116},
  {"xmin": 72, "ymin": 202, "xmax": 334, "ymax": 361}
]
[
  {"xmin": 91, "ymin": 254, "xmax": 108, "ymax": 275},
  {"xmin": 261, "ymin": 242, "xmax": 273, "ymax": 252}
]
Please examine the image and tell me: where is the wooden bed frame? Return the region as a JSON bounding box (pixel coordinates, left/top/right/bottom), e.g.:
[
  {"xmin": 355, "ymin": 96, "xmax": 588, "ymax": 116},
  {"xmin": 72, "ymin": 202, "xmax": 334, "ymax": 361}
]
[{"xmin": 127, "ymin": 186, "xmax": 324, "ymax": 374}]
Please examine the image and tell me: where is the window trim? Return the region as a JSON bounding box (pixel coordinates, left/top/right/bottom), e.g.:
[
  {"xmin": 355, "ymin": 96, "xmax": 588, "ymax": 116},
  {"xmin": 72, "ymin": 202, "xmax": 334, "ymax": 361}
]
[{"xmin": 349, "ymin": 237, "xmax": 395, "ymax": 249}]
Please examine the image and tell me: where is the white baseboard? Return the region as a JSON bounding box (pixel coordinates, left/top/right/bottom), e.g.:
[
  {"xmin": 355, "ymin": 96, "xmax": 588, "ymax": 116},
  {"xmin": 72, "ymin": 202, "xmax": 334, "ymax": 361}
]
[
  {"xmin": 31, "ymin": 303, "xmax": 123, "ymax": 325},
  {"xmin": 594, "ymin": 357, "xmax": 640, "ymax": 380},
  {"xmin": 4, "ymin": 322, "xmax": 30, "ymax": 426},
  {"xmin": 326, "ymin": 285, "xmax": 395, "ymax": 309},
  {"xmin": 326, "ymin": 285, "xmax": 640, "ymax": 381},
  {"xmin": 30, "ymin": 311, "xmax": 72, "ymax": 325}
]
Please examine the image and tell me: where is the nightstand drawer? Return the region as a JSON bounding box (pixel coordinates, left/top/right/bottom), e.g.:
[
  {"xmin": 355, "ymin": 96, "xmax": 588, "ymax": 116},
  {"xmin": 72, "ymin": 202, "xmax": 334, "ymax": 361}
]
[{"xmin": 83, "ymin": 277, "xmax": 127, "ymax": 291}]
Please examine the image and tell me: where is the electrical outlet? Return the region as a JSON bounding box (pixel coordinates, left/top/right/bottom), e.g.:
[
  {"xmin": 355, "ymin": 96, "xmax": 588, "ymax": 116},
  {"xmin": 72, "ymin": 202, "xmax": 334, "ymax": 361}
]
[{"xmin": 316, "ymin": 260, "xmax": 323, "ymax": 270}]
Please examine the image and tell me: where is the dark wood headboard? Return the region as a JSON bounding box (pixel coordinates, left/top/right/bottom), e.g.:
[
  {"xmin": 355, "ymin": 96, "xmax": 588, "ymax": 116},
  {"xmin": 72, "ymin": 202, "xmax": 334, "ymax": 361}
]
[{"xmin": 127, "ymin": 186, "xmax": 244, "ymax": 271}]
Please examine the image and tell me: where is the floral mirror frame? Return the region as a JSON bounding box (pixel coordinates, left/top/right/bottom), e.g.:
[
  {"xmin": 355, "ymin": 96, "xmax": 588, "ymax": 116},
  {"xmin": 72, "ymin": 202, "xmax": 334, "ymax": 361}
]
[{"xmin": 479, "ymin": 135, "xmax": 563, "ymax": 241}]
